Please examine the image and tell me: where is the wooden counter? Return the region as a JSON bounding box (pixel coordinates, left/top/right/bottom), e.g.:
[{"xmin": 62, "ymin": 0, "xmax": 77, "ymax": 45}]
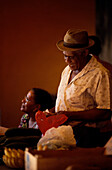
[{"xmin": 25, "ymin": 147, "xmax": 112, "ymax": 170}]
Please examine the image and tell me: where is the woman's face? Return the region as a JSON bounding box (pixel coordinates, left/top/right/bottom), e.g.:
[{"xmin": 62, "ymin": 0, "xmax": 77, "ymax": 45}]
[{"xmin": 20, "ymin": 90, "xmax": 38, "ymax": 114}]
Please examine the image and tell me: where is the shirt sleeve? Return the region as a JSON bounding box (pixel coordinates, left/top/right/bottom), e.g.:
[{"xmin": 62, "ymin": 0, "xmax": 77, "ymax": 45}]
[{"xmin": 95, "ymin": 71, "xmax": 112, "ymax": 110}]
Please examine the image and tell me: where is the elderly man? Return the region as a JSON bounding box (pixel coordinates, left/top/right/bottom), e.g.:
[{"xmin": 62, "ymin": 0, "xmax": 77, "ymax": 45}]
[{"xmin": 54, "ymin": 29, "xmax": 112, "ymax": 147}]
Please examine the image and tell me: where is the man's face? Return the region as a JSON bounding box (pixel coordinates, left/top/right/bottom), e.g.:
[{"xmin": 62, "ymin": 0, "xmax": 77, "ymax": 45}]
[{"xmin": 63, "ymin": 50, "xmax": 88, "ymax": 71}]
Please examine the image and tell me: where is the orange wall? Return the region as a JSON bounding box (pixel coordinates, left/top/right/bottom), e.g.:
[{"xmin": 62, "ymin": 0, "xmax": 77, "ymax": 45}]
[{"xmin": 0, "ymin": 0, "xmax": 96, "ymax": 127}]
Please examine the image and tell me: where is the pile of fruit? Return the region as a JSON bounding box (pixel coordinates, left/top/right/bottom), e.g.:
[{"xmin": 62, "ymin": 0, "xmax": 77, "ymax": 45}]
[
  {"xmin": 0, "ymin": 127, "xmax": 42, "ymax": 168},
  {"xmin": 3, "ymin": 147, "xmax": 24, "ymax": 168}
]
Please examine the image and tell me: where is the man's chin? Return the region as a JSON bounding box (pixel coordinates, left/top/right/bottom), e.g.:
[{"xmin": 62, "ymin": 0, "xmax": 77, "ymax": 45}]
[{"xmin": 69, "ymin": 66, "xmax": 77, "ymax": 71}]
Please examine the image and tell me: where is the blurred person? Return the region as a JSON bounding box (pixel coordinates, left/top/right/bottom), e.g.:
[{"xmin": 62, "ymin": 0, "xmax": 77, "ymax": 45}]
[{"xmin": 89, "ymin": 35, "xmax": 112, "ymax": 75}]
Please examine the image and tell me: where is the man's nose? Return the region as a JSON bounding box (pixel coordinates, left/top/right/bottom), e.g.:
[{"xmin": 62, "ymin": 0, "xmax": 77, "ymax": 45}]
[{"xmin": 65, "ymin": 56, "xmax": 71, "ymax": 63}]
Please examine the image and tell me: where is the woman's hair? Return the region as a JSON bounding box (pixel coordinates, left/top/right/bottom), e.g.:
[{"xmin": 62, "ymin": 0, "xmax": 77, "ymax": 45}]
[{"xmin": 31, "ymin": 88, "xmax": 53, "ymax": 111}]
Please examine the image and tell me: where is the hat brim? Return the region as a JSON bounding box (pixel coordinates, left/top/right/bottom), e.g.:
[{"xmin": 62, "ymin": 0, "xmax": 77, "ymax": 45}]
[{"xmin": 56, "ymin": 38, "xmax": 95, "ymax": 51}]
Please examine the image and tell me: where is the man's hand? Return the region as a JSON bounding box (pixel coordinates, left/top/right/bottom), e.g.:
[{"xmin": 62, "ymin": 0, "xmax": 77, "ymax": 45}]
[
  {"xmin": 56, "ymin": 111, "xmax": 67, "ymax": 115},
  {"xmin": 43, "ymin": 110, "xmax": 55, "ymax": 117}
]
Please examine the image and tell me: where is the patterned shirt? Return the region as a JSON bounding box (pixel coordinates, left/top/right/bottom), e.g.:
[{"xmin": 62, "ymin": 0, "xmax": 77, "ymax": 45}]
[
  {"xmin": 55, "ymin": 55, "xmax": 112, "ymax": 131},
  {"xmin": 18, "ymin": 114, "xmax": 38, "ymax": 129}
]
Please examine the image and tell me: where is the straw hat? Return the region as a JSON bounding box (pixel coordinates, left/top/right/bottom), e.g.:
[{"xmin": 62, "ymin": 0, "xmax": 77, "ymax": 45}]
[{"xmin": 56, "ymin": 29, "xmax": 95, "ymax": 51}]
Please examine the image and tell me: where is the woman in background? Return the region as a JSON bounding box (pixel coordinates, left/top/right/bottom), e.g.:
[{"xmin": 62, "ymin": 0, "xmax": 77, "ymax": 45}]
[
  {"xmin": 0, "ymin": 88, "xmax": 52, "ymax": 135},
  {"xmin": 19, "ymin": 88, "xmax": 53, "ymax": 128}
]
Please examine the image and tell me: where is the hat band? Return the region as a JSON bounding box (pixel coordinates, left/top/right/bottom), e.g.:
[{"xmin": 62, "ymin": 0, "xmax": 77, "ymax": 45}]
[{"xmin": 63, "ymin": 41, "xmax": 89, "ymax": 48}]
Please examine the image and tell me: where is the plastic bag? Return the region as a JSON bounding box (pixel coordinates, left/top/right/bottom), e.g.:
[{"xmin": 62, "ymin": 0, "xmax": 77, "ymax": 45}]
[
  {"xmin": 35, "ymin": 111, "xmax": 68, "ymax": 135},
  {"xmin": 37, "ymin": 125, "xmax": 76, "ymax": 150}
]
